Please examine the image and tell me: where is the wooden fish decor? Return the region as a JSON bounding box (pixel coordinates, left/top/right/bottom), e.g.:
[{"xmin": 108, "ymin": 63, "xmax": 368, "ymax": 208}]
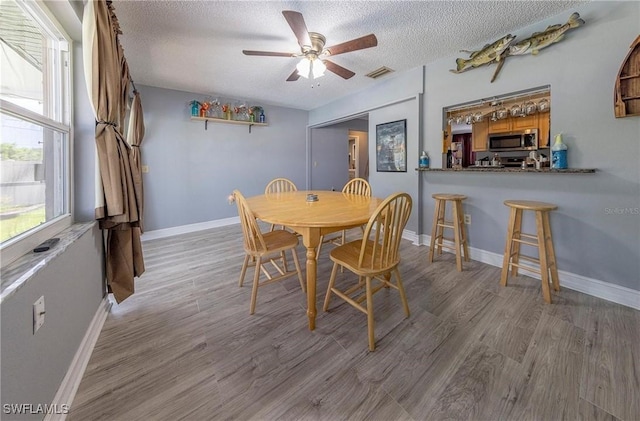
[{"xmin": 450, "ymin": 12, "xmax": 585, "ymax": 83}]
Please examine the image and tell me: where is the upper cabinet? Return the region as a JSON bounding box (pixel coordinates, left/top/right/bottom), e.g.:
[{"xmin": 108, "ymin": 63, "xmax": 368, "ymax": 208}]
[{"xmin": 472, "ymin": 119, "xmax": 489, "ymax": 151}]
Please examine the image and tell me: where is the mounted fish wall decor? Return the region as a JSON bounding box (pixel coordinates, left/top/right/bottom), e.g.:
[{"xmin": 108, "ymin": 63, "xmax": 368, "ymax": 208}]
[{"xmin": 450, "ymin": 12, "xmax": 585, "ymax": 83}]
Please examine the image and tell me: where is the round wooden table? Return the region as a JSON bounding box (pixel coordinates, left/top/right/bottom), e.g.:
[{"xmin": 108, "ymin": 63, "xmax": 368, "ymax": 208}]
[{"xmin": 246, "ymin": 190, "xmax": 384, "ymax": 330}]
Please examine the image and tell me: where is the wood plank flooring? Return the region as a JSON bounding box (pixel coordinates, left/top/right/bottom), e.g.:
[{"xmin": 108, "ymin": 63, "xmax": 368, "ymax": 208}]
[{"xmin": 68, "ymin": 224, "xmax": 639, "ymax": 421}]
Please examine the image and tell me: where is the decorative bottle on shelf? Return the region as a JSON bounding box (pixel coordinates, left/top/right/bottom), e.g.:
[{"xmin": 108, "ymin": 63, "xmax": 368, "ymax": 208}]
[
  {"xmin": 446, "ymin": 145, "xmax": 452, "ymax": 168},
  {"xmin": 259, "ymin": 110, "xmax": 265, "ymax": 123},
  {"xmin": 419, "ymin": 151, "xmax": 430, "ymax": 168},
  {"xmin": 190, "ymin": 100, "xmax": 200, "ymax": 117},
  {"xmin": 551, "ymin": 133, "xmax": 568, "ymax": 169}
]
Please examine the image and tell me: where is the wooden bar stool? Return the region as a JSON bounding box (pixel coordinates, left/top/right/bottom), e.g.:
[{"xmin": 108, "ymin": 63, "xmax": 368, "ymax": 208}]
[
  {"xmin": 428, "ymin": 193, "xmax": 469, "ymax": 271},
  {"xmin": 500, "ymin": 200, "xmax": 560, "ymax": 303}
]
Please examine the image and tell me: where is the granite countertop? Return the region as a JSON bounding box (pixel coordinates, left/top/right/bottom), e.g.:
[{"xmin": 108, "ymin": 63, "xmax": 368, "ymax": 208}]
[{"xmin": 416, "ymin": 167, "xmax": 596, "ymax": 173}]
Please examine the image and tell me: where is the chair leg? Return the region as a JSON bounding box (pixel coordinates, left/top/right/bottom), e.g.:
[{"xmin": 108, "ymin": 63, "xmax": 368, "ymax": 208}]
[
  {"xmin": 458, "ymin": 201, "xmax": 470, "ymax": 262},
  {"xmin": 543, "ymin": 211, "xmax": 560, "ymax": 292},
  {"xmin": 249, "ymin": 257, "xmax": 261, "ymax": 314},
  {"xmin": 452, "ymin": 200, "xmax": 463, "ymax": 271},
  {"xmin": 510, "ymin": 209, "xmax": 523, "ymax": 277},
  {"xmin": 281, "ymin": 250, "xmax": 289, "ymax": 272},
  {"xmin": 500, "ymin": 208, "xmax": 516, "ymax": 287},
  {"xmin": 428, "ymin": 199, "xmax": 441, "ymax": 263},
  {"xmin": 436, "ymin": 202, "xmax": 446, "ymax": 255},
  {"xmin": 394, "ymin": 268, "xmax": 410, "ymax": 317},
  {"xmin": 536, "ymin": 211, "xmax": 552, "ymax": 304},
  {"xmin": 316, "ymin": 236, "xmax": 324, "ymax": 259},
  {"xmin": 365, "ymin": 277, "xmax": 376, "ymax": 352},
  {"xmin": 239, "ymin": 254, "xmax": 250, "ymax": 287},
  {"xmin": 323, "ymin": 263, "xmax": 340, "ymax": 311},
  {"xmin": 291, "ymin": 248, "xmax": 305, "ymax": 292}
]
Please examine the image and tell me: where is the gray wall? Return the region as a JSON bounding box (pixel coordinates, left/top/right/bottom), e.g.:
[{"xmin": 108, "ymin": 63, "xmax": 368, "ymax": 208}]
[
  {"xmin": 1, "ymin": 9, "xmax": 105, "ymax": 418},
  {"xmin": 1, "ymin": 225, "xmax": 104, "ymax": 420},
  {"xmin": 309, "ymin": 67, "xmax": 424, "ymax": 235},
  {"xmin": 368, "ymin": 99, "xmax": 421, "ymax": 233},
  {"xmin": 310, "ymin": 126, "xmax": 349, "ymax": 190},
  {"xmin": 421, "ymin": 1, "xmax": 639, "ymax": 291},
  {"xmin": 310, "ymin": 2, "xmax": 639, "ymax": 291},
  {"xmin": 137, "ymin": 85, "xmax": 309, "ymax": 231}
]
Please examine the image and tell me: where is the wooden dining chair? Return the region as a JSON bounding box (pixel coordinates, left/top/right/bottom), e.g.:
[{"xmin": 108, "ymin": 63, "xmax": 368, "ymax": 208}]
[
  {"xmin": 264, "ymin": 178, "xmax": 298, "ymax": 232},
  {"xmin": 264, "ymin": 177, "xmax": 297, "ymax": 194},
  {"xmin": 316, "ymin": 178, "xmax": 371, "ymax": 258},
  {"xmin": 233, "ymin": 189, "xmax": 304, "ymax": 314},
  {"xmin": 323, "ymin": 192, "xmax": 412, "ymax": 351}
]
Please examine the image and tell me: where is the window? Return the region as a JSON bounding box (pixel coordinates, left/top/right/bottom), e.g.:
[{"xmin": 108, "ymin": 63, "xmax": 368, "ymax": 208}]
[{"xmin": 0, "ymin": 0, "xmax": 71, "ymax": 266}]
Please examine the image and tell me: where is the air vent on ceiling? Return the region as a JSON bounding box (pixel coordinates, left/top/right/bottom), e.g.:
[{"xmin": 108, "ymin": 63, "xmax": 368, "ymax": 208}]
[{"xmin": 365, "ymin": 66, "xmax": 394, "ymax": 79}]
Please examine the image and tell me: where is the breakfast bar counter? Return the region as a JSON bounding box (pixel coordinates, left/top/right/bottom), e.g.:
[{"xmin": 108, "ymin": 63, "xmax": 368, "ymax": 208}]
[{"xmin": 416, "ymin": 167, "xmax": 596, "ymax": 174}]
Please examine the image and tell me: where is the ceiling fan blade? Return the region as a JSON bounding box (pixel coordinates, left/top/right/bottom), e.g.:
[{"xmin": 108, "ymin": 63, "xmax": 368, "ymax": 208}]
[
  {"xmin": 286, "ymin": 69, "xmax": 301, "ymax": 82},
  {"xmin": 282, "ymin": 10, "xmax": 312, "ymax": 48},
  {"xmin": 324, "ymin": 60, "xmax": 355, "ymax": 79},
  {"xmin": 325, "ymin": 34, "xmax": 378, "ymax": 56},
  {"xmin": 243, "ymin": 50, "xmax": 296, "ymax": 57}
]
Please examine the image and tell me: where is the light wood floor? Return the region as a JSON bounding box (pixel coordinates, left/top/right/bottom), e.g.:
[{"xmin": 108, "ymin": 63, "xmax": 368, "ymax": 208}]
[{"xmin": 69, "ymin": 224, "xmax": 639, "ymax": 421}]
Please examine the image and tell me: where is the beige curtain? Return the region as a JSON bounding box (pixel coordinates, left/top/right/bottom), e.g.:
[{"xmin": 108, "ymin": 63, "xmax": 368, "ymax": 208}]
[
  {"xmin": 127, "ymin": 90, "xmax": 145, "ymax": 232},
  {"xmin": 83, "ymin": 0, "xmax": 144, "ymax": 303}
]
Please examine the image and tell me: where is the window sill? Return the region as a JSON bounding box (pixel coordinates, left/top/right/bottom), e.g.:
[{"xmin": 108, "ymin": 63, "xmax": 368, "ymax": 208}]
[{"xmin": 0, "ymin": 221, "xmax": 97, "ymax": 303}]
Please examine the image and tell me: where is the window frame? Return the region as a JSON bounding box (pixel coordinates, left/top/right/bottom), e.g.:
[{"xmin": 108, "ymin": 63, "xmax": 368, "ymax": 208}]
[{"xmin": 0, "ymin": 0, "xmax": 73, "ymax": 267}]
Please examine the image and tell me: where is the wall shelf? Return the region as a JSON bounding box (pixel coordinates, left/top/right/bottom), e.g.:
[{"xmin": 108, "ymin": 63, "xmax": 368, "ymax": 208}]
[{"xmin": 190, "ymin": 116, "xmax": 267, "ymax": 133}]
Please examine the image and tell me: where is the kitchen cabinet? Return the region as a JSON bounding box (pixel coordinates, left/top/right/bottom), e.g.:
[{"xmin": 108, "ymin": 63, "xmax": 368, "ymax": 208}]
[
  {"xmin": 512, "ymin": 114, "xmax": 538, "ymax": 131},
  {"xmin": 488, "ymin": 118, "xmax": 511, "ymax": 133},
  {"xmin": 472, "ymin": 119, "xmax": 489, "ymax": 151},
  {"xmin": 488, "ymin": 114, "xmax": 538, "ymax": 134},
  {"xmin": 538, "ymin": 111, "xmax": 550, "ymax": 147}
]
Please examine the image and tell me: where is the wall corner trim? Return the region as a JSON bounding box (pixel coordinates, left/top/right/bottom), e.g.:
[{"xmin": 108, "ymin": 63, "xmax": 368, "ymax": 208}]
[{"xmin": 45, "ymin": 297, "xmax": 112, "ymax": 421}]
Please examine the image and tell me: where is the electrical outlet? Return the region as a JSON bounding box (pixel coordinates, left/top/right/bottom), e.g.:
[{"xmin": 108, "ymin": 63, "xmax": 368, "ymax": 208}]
[
  {"xmin": 464, "ymin": 214, "xmax": 471, "ymax": 225},
  {"xmin": 33, "ymin": 296, "xmax": 45, "ymax": 333},
  {"xmin": 141, "ymin": 165, "xmax": 149, "ymax": 173}
]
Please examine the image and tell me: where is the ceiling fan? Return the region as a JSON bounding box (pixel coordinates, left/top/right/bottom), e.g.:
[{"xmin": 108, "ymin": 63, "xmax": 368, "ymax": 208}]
[{"xmin": 242, "ymin": 10, "xmax": 378, "ymax": 81}]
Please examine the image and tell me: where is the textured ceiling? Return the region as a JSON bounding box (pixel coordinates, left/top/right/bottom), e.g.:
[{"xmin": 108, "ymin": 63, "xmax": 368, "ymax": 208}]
[{"xmin": 113, "ymin": 0, "xmax": 586, "ymax": 111}]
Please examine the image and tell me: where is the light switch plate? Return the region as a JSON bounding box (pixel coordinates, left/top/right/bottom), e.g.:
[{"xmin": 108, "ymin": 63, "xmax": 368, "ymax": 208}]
[{"xmin": 33, "ymin": 296, "xmax": 45, "ymax": 334}]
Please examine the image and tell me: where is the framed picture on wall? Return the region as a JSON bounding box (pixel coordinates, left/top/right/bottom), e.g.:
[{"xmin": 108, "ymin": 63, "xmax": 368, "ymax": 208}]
[{"xmin": 376, "ymin": 119, "xmax": 407, "ymax": 172}]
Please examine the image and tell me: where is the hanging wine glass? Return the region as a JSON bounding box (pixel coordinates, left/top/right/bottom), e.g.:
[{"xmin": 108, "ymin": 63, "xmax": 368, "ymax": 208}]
[
  {"xmin": 497, "ymin": 106, "xmax": 508, "ymax": 120},
  {"xmin": 537, "ymin": 98, "xmax": 549, "ymax": 112},
  {"xmin": 510, "ymin": 103, "xmax": 522, "ymax": 117},
  {"xmin": 447, "ymin": 115, "xmax": 455, "ymax": 126},
  {"xmin": 473, "ymin": 111, "xmax": 484, "ymax": 123},
  {"xmin": 524, "ymin": 100, "xmax": 536, "ymax": 115},
  {"xmin": 464, "ymin": 114, "xmax": 473, "ymax": 125}
]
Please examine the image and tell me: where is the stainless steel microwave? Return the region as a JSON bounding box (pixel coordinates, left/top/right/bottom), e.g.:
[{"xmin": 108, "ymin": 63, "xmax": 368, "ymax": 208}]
[{"xmin": 488, "ymin": 129, "xmax": 538, "ymax": 151}]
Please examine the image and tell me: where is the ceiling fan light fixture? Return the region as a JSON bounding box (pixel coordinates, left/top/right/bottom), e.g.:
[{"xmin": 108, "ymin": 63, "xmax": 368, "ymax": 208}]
[
  {"xmin": 296, "ymin": 57, "xmax": 311, "ymax": 78},
  {"xmin": 312, "ymin": 59, "xmax": 326, "ymax": 78},
  {"xmin": 297, "ymin": 56, "xmax": 325, "ymax": 79}
]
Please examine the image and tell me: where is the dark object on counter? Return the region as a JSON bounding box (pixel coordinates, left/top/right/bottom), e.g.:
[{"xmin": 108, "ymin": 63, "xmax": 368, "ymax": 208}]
[{"xmin": 34, "ymin": 237, "xmax": 60, "ymax": 253}]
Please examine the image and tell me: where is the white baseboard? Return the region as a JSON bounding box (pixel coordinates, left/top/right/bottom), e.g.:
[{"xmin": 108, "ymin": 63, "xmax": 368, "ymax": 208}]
[
  {"xmin": 417, "ymin": 234, "xmax": 640, "ymax": 310},
  {"xmin": 45, "ymin": 297, "xmax": 112, "ymax": 421},
  {"xmin": 146, "ymin": 221, "xmax": 639, "ymax": 310},
  {"xmin": 141, "ymin": 216, "xmax": 239, "ymax": 241}
]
